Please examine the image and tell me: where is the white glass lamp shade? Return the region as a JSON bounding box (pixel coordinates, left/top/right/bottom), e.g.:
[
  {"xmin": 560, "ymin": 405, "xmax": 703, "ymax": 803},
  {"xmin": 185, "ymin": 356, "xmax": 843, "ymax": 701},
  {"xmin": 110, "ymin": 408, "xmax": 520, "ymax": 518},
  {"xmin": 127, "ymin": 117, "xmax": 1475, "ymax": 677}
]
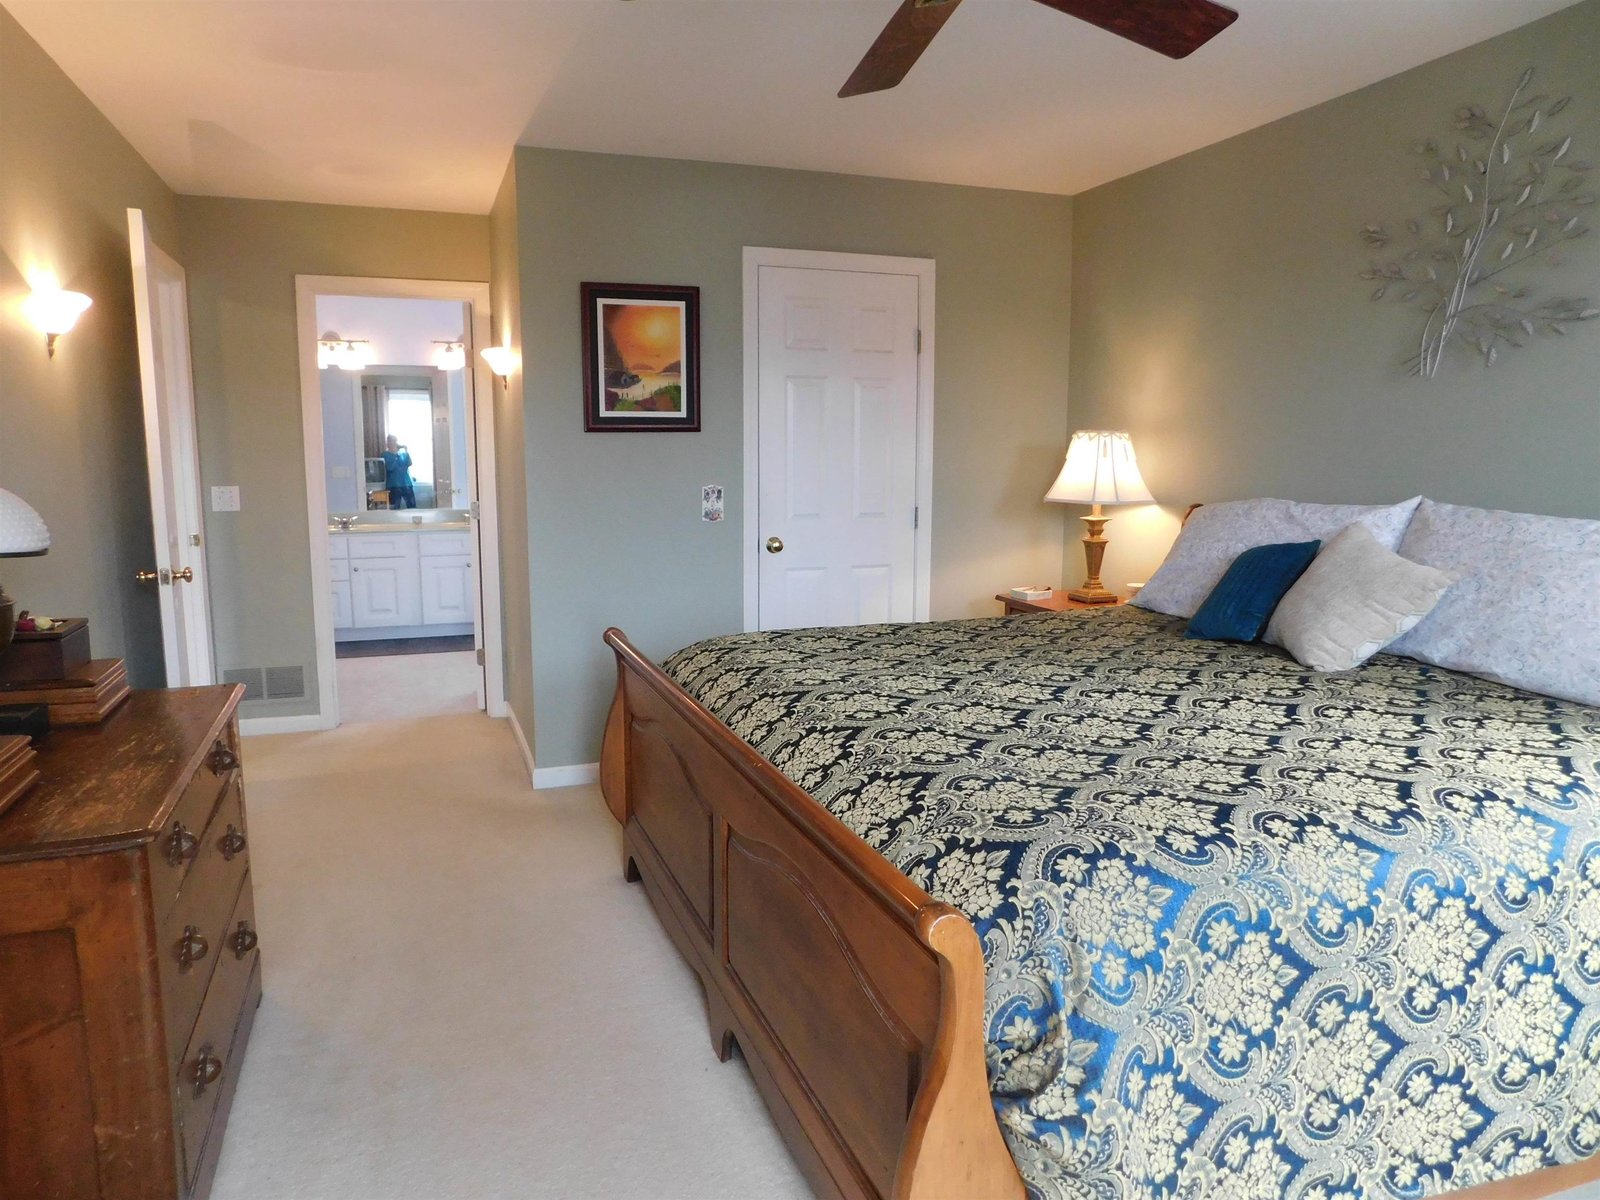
[
  {"xmin": 1044, "ymin": 430, "xmax": 1154, "ymax": 506},
  {"xmin": 434, "ymin": 341, "xmax": 467, "ymax": 371},
  {"xmin": 0, "ymin": 488, "xmax": 51, "ymax": 556},
  {"xmin": 22, "ymin": 288, "xmax": 92, "ymax": 336},
  {"xmin": 480, "ymin": 345, "xmax": 519, "ymax": 377}
]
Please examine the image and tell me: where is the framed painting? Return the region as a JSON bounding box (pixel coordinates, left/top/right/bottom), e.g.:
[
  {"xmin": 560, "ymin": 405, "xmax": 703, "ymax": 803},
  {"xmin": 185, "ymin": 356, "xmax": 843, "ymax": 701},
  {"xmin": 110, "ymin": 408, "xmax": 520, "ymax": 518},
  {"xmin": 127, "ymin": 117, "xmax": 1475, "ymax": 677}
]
[{"xmin": 582, "ymin": 282, "xmax": 701, "ymax": 432}]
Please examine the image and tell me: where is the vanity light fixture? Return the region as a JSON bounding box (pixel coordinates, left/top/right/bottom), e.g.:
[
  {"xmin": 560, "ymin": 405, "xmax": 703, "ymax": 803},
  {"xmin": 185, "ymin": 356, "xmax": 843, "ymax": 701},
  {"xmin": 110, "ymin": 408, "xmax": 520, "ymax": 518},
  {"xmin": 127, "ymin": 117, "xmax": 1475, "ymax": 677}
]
[
  {"xmin": 433, "ymin": 340, "xmax": 467, "ymax": 371},
  {"xmin": 316, "ymin": 331, "xmax": 374, "ymax": 372},
  {"xmin": 480, "ymin": 345, "xmax": 519, "ymax": 378},
  {"xmin": 23, "ymin": 288, "xmax": 93, "ymax": 358}
]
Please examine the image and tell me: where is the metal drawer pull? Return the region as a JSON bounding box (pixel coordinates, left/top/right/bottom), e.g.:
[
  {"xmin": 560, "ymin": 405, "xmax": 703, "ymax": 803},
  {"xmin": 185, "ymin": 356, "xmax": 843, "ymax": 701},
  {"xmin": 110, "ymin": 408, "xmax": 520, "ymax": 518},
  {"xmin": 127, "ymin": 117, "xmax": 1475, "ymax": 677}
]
[
  {"xmin": 191, "ymin": 1048, "xmax": 223, "ymax": 1098},
  {"xmin": 176, "ymin": 925, "xmax": 209, "ymax": 970},
  {"xmin": 219, "ymin": 824, "xmax": 247, "ymax": 861},
  {"xmin": 207, "ymin": 742, "xmax": 240, "ymax": 775},
  {"xmin": 166, "ymin": 822, "xmax": 199, "ymax": 867},
  {"xmin": 230, "ymin": 921, "xmax": 258, "ymax": 959}
]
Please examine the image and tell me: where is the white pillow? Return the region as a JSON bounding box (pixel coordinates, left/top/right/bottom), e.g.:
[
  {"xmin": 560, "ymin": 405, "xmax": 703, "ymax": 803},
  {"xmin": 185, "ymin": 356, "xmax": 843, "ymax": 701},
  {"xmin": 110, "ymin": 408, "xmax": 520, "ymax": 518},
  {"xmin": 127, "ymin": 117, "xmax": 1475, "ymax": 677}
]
[
  {"xmin": 1133, "ymin": 496, "xmax": 1423, "ymax": 619},
  {"xmin": 1387, "ymin": 499, "xmax": 1600, "ymax": 706},
  {"xmin": 1267, "ymin": 524, "xmax": 1454, "ymax": 672}
]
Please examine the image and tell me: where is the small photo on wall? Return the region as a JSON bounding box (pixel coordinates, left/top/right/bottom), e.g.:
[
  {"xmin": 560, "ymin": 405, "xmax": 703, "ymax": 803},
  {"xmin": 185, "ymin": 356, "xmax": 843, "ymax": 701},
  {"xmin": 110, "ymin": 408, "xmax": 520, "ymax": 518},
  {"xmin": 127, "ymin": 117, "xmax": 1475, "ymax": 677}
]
[{"xmin": 582, "ymin": 282, "xmax": 701, "ymax": 432}]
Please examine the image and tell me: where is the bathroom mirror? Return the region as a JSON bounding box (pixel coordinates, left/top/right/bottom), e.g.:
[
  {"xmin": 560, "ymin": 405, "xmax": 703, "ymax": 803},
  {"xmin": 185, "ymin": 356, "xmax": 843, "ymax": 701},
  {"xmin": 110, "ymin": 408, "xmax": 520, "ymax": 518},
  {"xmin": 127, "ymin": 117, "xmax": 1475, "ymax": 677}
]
[{"xmin": 315, "ymin": 295, "xmax": 472, "ymax": 519}]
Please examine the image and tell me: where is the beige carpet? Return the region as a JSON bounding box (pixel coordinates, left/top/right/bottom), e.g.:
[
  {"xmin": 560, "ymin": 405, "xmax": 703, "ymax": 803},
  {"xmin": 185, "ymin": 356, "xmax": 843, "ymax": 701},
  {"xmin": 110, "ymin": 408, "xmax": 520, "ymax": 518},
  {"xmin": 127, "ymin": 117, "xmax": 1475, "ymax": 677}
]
[
  {"xmin": 212, "ymin": 713, "xmax": 809, "ymax": 1200},
  {"xmin": 336, "ymin": 650, "xmax": 482, "ymax": 725}
]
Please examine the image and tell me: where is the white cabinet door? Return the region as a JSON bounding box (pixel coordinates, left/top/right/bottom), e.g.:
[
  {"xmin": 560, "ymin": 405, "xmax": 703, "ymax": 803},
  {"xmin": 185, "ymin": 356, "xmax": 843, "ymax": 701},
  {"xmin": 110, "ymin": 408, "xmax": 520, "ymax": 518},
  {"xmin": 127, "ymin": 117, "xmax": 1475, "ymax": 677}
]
[
  {"xmin": 351, "ymin": 556, "xmax": 422, "ymax": 627},
  {"xmin": 331, "ymin": 579, "xmax": 354, "ymax": 629},
  {"xmin": 756, "ymin": 265, "xmax": 920, "ymax": 631},
  {"xmin": 420, "ymin": 554, "xmax": 473, "ymax": 625}
]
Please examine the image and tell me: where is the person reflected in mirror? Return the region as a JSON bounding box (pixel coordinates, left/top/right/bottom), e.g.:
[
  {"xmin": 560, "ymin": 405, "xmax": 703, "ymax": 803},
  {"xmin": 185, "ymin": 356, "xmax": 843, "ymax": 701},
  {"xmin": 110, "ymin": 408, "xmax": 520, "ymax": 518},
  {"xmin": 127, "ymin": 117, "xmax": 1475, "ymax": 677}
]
[{"xmin": 382, "ymin": 435, "xmax": 416, "ymax": 509}]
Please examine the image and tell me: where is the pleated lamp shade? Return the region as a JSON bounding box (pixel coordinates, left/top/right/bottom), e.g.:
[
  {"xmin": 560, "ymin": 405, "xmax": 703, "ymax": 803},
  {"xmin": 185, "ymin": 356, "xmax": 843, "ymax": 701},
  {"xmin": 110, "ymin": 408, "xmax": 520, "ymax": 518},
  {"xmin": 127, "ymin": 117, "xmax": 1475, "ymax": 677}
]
[{"xmin": 1043, "ymin": 431, "xmax": 1153, "ymax": 506}]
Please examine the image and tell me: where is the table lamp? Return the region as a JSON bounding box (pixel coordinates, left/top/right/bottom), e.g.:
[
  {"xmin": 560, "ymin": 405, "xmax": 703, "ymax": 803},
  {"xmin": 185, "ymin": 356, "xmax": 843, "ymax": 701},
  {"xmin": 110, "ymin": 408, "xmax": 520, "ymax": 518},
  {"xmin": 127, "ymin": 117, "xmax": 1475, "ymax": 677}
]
[
  {"xmin": 1044, "ymin": 430, "xmax": 1153, "ymax": 604},
  {"xmin": 0, "ymin": 488, "xmax": 51, "ymax": 657}
]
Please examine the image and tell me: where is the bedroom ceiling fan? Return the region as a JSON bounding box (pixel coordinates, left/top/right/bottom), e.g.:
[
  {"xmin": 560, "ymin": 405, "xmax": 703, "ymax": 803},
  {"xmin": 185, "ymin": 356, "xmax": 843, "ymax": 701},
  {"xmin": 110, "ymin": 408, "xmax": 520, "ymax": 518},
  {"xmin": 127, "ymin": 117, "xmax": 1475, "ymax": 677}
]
[{"xmin": 839, "ymin": 0, "xmax": 1239, "ymax": 98}]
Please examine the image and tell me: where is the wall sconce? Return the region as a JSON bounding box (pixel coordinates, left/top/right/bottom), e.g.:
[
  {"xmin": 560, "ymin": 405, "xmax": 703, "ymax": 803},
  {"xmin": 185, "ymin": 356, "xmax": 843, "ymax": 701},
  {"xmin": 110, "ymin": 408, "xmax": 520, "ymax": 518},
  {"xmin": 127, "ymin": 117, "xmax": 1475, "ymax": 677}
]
[
  {"xmin": 433, "ymin": 340, "xmax": 467, "ymax": 371},
  {"xmin": 23, "ymin": 288, "xmax": 93, "ymax": 358},
  {"xmin": 316, "ymin": 331, "xmax": 374, "ymax": 372},
  {"xmin": 480, "ymin": 345, "xmax": 519, "ymax": 378}
]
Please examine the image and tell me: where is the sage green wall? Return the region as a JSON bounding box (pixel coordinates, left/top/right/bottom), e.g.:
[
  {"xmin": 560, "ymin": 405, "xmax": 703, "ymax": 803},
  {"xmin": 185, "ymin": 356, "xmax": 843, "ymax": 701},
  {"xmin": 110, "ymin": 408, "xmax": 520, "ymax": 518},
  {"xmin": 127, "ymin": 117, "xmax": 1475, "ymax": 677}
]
[
  {"xmin": 177, "ymin": 197, "xmax": 489, "ymax": 718},
  {"xmin": 1068, "ymin": 0, "xmax": 1600, "ymax": 591},
  {"xmin": 515, "ymin": 147, "xmax": 1073, "ymax": 768},
  {"xmin": 0, "ymin": 6, "xmax": 178, "ymax": 685},
  {"xmin": 489, "ymin": 161, "xmax": 535, "ymax": 743}
]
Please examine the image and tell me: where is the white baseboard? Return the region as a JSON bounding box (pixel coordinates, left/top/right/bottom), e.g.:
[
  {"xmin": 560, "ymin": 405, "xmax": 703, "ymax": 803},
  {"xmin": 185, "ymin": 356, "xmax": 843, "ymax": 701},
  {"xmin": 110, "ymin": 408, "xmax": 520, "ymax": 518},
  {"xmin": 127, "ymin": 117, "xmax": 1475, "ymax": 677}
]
[
  {"xmin": 240, "ymin": 713, "xmax": 332, "ymax": 736},
  {"xmin": 533, "ymin": 762, "xmax": 600, "ymax": 790},
  {"xmin": 505, "ymin": 707, "xmax": 536, "ymax": 786}
]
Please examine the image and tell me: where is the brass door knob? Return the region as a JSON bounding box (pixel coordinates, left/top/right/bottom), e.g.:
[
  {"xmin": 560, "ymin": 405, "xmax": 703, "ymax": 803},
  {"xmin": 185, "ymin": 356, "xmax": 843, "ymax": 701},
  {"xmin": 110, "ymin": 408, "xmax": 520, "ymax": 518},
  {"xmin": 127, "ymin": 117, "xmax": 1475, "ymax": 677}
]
[
  {"xmin": 766, "ymin": 537, "xmax": 784, "ymax": 554},
  {"xmin": 135, "ymin": 569, "xmax": 159, "ymax": 583},
  {"xmin": 172, "ymin": 567, "xmax": 194, "ymax": 583}
]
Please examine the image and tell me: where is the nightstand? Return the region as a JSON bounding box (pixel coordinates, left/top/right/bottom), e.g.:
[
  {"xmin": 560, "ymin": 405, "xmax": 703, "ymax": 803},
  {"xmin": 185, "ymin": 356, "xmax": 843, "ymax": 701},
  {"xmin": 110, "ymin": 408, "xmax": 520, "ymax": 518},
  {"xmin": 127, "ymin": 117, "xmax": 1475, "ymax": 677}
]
[{"xmin": 996, "ymin": 592, "xmax": 1126, "ymax": 616}]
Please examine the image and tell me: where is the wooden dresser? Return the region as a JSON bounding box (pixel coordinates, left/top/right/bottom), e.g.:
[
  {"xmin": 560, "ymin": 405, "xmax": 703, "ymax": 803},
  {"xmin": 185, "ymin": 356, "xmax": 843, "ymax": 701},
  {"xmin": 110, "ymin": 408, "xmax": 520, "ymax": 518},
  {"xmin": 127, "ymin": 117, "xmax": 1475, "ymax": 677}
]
[{"xmin": 0, "ymin": 686, "xmax": 261, "ymax": 1200}]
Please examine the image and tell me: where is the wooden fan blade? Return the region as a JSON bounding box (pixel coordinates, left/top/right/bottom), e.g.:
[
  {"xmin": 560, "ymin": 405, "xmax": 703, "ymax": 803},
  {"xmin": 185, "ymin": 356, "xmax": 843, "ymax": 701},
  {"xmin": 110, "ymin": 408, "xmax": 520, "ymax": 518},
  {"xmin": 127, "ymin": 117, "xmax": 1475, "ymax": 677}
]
[
  {"xmin": 1028, "ymin": 0, "xmax": 1237, "ymax": 59},
  {"xmin": 839, "ymin": 0, "xmax": 964, "ymax": 98}
]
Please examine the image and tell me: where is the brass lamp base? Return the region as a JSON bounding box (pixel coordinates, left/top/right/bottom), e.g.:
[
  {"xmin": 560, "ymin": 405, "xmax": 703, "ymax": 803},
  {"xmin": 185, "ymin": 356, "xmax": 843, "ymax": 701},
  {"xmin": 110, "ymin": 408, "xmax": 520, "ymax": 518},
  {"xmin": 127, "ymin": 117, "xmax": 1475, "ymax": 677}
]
[{"xmin": 1068, "ymin": 505, "xmax": 1119, "ymax": 604}]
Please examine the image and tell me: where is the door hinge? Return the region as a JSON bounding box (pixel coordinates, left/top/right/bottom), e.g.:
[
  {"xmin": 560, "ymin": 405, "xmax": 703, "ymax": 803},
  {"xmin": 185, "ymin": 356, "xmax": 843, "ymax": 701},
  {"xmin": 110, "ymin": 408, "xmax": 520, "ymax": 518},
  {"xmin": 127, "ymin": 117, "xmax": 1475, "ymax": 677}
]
[
  {"xmin": 476, "ymin": 648, "xmax": 485, "ymax": 666},
  {"xmin": 915, "ymin": 328, "xmax": 922, "ymax": 354},
  {"xmin": 913, "ymin": 506, "xmax": 919, "ymax": 529},
  {"xmin": 470, "ymin": 500, "xmax": 480, "ymax": 520},
  {"xmin": 189, "ymin": 533, "xmax": 202, "ymax": 547}
]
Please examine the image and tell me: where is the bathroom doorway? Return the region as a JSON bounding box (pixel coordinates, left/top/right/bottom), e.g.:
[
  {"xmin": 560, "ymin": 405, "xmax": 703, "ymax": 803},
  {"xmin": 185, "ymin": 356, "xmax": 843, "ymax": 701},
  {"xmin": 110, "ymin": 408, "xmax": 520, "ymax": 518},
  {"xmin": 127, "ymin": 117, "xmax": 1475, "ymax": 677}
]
[{"xmin": 294, "ymin": 278, "xmax": 505, "ymax": 727}]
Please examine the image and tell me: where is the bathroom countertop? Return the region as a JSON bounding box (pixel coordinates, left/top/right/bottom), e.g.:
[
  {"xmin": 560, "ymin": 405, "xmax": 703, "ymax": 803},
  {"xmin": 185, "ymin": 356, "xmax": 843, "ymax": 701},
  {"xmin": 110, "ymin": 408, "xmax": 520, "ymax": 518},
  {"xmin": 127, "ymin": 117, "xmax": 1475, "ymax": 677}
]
[{"xmin": 328, "ymin": 522, "xmax": 472, "ymax": 533}]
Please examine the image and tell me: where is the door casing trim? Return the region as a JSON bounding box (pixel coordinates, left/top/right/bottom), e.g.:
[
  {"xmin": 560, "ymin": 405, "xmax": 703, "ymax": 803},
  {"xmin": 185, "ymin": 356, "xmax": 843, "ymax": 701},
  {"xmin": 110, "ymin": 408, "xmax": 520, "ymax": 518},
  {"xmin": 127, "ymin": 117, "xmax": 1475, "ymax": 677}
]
[
  {"xmin": 740, "ymin": 247, "xmax": 935, "ymax": 633},
  {"xmin": 294, "ymin": 275, "xmax": 506, "ymax": 728}
]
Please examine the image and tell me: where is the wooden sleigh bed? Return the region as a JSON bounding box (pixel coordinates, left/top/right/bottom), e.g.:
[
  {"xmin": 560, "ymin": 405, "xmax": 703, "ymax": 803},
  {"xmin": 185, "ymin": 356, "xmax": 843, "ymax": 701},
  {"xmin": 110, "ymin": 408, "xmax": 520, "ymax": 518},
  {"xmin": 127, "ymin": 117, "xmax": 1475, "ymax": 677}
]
[{"xmin": 599, "ymin": 624, "xmax": 1600, "ymax": 1200}]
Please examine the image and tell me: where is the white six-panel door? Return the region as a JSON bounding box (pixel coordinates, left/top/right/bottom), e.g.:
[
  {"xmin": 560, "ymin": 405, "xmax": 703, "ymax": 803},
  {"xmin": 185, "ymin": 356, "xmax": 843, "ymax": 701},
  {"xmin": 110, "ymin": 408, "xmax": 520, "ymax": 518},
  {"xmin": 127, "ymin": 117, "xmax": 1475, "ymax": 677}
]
[{"xmin": 756, "ymin": 264, "xmax": 921, "ymax": 631}]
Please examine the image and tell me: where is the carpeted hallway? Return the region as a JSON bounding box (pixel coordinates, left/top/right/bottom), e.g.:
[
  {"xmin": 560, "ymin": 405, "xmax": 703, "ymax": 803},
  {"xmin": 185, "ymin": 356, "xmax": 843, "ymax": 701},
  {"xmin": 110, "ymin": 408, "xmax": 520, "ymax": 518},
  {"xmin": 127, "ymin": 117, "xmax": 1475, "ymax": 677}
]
[{"xmin": 211, "ymin": 713, "xmax": 809, "ymax": 1200}]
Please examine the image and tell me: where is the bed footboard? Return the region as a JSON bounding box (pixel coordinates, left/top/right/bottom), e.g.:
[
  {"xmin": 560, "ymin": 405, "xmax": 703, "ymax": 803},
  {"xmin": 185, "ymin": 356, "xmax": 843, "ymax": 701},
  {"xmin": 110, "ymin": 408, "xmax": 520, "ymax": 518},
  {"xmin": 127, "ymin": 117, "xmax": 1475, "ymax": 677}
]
[{"xmin": 601, "ymin": 628, "xmax": 1024, "ymax": 1200}]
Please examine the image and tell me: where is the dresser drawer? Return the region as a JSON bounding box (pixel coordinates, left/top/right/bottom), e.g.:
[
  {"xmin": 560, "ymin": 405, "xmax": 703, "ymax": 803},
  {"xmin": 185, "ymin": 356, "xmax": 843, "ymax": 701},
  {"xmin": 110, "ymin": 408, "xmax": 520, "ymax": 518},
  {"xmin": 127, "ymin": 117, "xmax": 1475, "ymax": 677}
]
[
  {"xmin": 174, "ymin": 874, "xmax": 260, "ymax": 1192},
  {"xmin": 155, "ymin": 780, "xmax": 250, "ymax": 1065},
  {"xmin": 148, "ymin": 731, "xmax": 241, "ymax": 918}
]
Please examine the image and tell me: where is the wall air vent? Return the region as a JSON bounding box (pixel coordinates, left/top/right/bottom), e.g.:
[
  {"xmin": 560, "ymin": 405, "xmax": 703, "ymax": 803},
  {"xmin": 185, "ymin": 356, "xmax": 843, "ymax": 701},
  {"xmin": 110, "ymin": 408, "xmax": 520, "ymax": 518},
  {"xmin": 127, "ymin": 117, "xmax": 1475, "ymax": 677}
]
[
  {"xmin": 222, "ymin": 667, "xmax": 265, "ymax": 702},
  {"xmin": 263, "ymin": 665, "xmax": 306, "ymax": 700}
]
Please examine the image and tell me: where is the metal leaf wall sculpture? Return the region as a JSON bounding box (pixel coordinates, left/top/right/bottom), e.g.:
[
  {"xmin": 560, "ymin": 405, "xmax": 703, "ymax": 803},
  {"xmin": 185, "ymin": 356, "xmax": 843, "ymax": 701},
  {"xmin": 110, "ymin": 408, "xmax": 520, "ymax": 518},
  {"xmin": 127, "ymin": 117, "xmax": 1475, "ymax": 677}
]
[{"xmin": 1360, "ymin": 67, "xmax": 1596, "ymax": 377}]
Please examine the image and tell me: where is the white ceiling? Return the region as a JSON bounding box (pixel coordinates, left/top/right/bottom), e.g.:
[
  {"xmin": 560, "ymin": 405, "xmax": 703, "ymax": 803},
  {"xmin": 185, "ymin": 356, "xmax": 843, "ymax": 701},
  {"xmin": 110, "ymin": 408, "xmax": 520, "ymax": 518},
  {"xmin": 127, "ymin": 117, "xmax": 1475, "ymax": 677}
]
[{"xmin": 7, "ymin": 0, "xmax": 1583, "ymax": 214}]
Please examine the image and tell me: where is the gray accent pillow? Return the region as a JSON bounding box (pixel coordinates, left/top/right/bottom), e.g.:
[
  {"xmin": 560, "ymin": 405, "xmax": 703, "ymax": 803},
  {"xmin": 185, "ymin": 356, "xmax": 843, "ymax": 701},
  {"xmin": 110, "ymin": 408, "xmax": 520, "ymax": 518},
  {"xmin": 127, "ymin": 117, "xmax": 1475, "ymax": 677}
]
[
  {"xmin": 1387, "ymin": 499, "xmax": 1600, "ymax": 706},
  {"xmin": 1266, "ymin": 524, "xmax": 1454, "ymax": 672},
  {"xmin": 1132, "ymin": 496, "xmax": 1423, "ymax": 619}
]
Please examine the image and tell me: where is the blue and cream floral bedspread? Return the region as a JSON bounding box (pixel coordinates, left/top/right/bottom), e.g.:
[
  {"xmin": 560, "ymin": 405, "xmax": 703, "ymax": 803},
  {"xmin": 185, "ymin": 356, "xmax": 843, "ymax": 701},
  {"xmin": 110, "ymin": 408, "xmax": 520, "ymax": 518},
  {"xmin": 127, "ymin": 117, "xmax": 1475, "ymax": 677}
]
[{"xmin": 662, "ymin": 606, "xmax": 1600, "ymax": 1200}]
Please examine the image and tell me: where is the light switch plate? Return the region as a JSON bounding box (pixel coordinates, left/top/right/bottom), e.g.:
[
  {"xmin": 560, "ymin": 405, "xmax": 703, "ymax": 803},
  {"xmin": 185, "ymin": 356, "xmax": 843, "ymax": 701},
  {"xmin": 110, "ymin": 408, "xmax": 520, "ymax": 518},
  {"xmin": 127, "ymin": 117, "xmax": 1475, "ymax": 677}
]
[{"xmin": 211, "ymin": 485, "xmax": 241, "ymax": 512}]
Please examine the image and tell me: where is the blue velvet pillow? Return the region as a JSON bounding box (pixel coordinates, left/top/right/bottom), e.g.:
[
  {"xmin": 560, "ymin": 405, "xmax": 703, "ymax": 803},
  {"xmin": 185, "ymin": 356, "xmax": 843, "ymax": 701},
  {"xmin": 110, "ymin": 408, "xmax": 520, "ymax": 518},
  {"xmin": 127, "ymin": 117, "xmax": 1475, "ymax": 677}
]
[{"xmin": 1185, "ymin": 540, "xmax": 1322, "ymax": 643}]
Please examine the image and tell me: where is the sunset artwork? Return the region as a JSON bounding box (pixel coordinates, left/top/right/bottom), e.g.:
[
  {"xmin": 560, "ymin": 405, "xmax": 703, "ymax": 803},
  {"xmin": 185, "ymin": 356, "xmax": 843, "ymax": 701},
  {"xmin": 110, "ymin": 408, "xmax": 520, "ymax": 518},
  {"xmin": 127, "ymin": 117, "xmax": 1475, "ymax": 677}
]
[
  {"xmin": 600, "ymin": 301, "xmax": 685, "ymax": 415},
  {"xmin": 582, "ymin": 283, "xmax": 700, "ymax": 432}
]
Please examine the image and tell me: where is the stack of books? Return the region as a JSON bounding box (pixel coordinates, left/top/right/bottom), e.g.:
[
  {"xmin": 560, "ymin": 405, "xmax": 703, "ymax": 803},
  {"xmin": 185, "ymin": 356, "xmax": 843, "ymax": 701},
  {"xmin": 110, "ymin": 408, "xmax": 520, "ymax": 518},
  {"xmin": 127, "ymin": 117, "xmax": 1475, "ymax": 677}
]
[
  {"xmin": 0, "ymin": 658, "xmax": 131, "ymax": 727},
  {"xmin": 0, "ymin": 735, "xmax": 39, "ymax": 817}
]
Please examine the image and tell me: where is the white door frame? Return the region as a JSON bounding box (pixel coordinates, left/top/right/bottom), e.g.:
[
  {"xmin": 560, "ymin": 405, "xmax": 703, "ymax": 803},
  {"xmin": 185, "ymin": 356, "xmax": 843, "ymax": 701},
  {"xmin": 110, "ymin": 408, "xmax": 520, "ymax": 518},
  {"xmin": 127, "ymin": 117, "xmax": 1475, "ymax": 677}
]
[
  {"xmin": 129, "ymin": 208, "xmax": 216, "ymax": 685},
  {"xmin": 741, "ymin": 247, "xmax": 934, "ymax": 632},
  {"xmin": 292, "ymin": 275, "xmax": 506, "ymax": 729}
]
